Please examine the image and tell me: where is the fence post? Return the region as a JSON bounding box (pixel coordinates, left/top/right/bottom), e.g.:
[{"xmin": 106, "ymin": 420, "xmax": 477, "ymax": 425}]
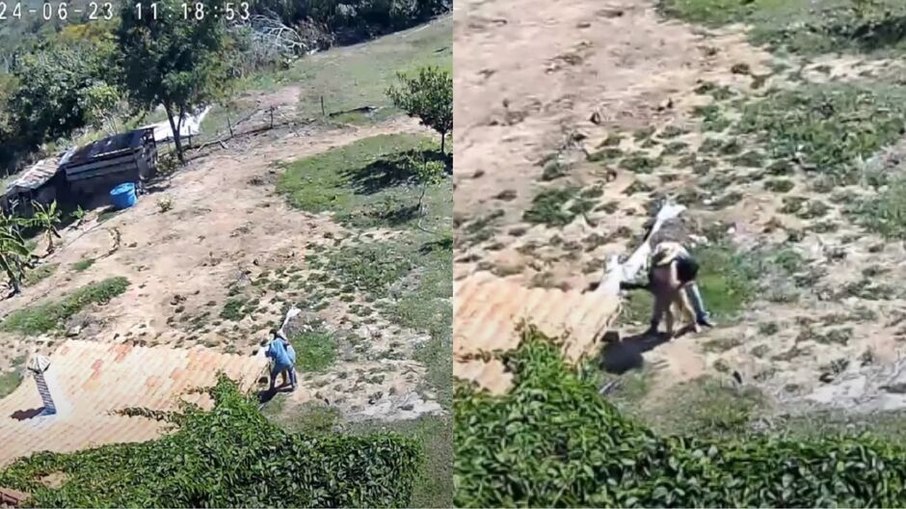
[
  {"xmin": 321, "ymin": 95, "xmax": 326, "ymax": 117},
  {"xmin": 227, "ymin": 112, "xmax": 234, "ymax": 137},
  {"xmin": 269, "ymin": 107, "xmax": 274, "ymax": 129}
]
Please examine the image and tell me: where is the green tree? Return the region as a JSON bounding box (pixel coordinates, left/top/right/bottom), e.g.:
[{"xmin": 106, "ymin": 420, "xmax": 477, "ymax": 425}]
[
  {"xmin": 30, "ymin": 200, "xmax": 62, "ymax": 256},
  {"xmin": 78, "ymin": 82, "xmax": 124, "ymax": 135},
  {"xmin": 8, "ymin": 46, "xmax": 109, "ymax": 146},
  {"xmin": 387, "ymin": 66, "xmax": 453, "ymax": 153},
  {"xmin": 116, "ymin": 0, "xmax": 232, "ymax": 162}
]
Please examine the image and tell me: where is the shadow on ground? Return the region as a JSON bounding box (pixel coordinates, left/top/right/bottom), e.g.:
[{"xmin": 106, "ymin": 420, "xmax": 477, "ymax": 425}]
[
  {"xmin": 344, "ymin": 148, "xmax": 448, "ymax": 195},
  {"xmin": 599, "ymin": 326, "xmax": 694, "ymax": 374}
]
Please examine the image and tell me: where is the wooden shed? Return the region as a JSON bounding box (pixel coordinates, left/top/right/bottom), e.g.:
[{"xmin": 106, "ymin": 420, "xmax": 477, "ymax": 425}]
[
  {"xmin": 58, "ymin": 128, "xmax": 158, "ymax": 199},
  {"xmin": 1, "ymin": 155, "xmax": 64, "ymax": 218}
]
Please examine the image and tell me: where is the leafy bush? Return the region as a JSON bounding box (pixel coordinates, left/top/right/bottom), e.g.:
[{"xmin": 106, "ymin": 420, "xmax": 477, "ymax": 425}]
[
  {"xmin": 0, "ymin": 376, "xmax": 421, "ymax": 508},
  {"xmin": 454, "ymin": 326, "xmax": 906, "ymax": 507}
]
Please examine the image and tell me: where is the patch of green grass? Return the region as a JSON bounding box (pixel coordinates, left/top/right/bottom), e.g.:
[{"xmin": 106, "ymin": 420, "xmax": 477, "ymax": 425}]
[
  {"xmin": 220, "ymin": 296, "xmax": 252, "ymax": 321},
  {"xmin": 764, "ymin": 178, "xmax": 795, "ymax": 193},
  {"xmin": 540, "ymin": 160, "xmax": 570, "ymax": 181},
  {"xmin": 659, "ymin": 0, "xmax": 906, "ymax": 56},
  {"xmin": 641, "ymin": 375, "xmax": 768, "ymax": 439},
  {"xmin": 619, "ymin": 153, "xmax": 660, "ymax": 174},
  {"xmin": 0, "ymin": 370, "xmax": 22, "ymax": 399},
  {"xmin": 618, "ymin": 291, "xmax": 653, "ymax": 326},
  {"xmin": 0, "ymin": 277, "xmax": 130, "ymax": 335},
  {"xmin": 523, "ymin": 187, "xmax": 593, "ymax": 227},
  {"xmin": 291, "ymin": 328, "xmax": 338, "ymax": 372},
  {"xmin": 71, "ymin": 258, "xmax": 95, "ymax": 272},
  {"xmin": 23, "ymin": 263, "xmax": 57, "ymax": 287},
  {"xmin": 392, "ymin": 240, "xmax": 452, "ymax": 406},
  {"xmin": 284, "ymin": 16, "xmax": 452, "ymax": 122},
  {"xmin": 847, "ymin": 178, "xmax": 906, "ymax": 239},
  {"xmin": 263, "ymin": 403, "xmax": 450, "ymax": 507},
  {"xmin": 586, "ymin": 148, "xmax": 623, "ymax": 162},
  {"xmin": 316, "ymin": 230, "xmax": 451, "ymax": 404},
  {"xmin": 692, "ymin": 242, "xmax": 761, "ymax": 318},
  {"xmin": 775, "ymin": 409, "xmax": 906, "ymax": 443},
  {"xmin": 0, "ymin": 355, "xmax": 25, "ymax": 399},
  {"xmin": 662, "ymin": 141, "xmax": 689, "ymax": 155},
  {"xmin": 738, "ymin": 84, "xmax": 906, "ymax": 184},
  {"xmin": 97, "ymin": 208, "xmax": 122, "ymax": 223},
  {"xmin": 277, "ymin": 133, "xmax": 450, "ymax": 231},
  {"xmin": 264, "ymin": 400, "xmax": 341, "ymax": 435},
  {"xmin": 322, "ymin": 240, "xmax": 416, "ymax": 299},
  {"xmin": 657, "ymin": 0, "xmax": 776, "ymax": 28}
]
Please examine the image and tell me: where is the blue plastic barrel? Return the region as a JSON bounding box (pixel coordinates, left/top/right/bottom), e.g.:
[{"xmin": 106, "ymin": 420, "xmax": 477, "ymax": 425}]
[{"xmin": 109, "ymin": 183, "xmax": 138, "ymax": 210}]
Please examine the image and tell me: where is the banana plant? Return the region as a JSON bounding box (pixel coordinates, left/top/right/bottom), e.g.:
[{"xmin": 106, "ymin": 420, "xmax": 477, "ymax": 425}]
[
  {"xmin": 0, "ymin": 211, "xmax": 33, "ymax": 295},
  {"xmin": 31, "ymin": 200, "xmax": 62, "ymax": 256}
]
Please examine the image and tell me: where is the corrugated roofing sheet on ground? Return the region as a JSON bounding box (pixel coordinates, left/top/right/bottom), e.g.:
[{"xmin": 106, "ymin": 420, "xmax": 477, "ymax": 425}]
[
  {"xmin": 454, "ymin": 272, "xmax": 620, "ymax": 394},
  {"xmin": 0, "ymin": 340, "xmax": 268, "ymax": 467}
]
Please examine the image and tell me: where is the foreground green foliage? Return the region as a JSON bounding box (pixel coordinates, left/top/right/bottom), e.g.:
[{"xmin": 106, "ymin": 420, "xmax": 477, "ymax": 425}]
[
  {"xmin": 264, "ymin": 403, "xmax": 453, "ymax": 509},
  {"xmin": 0, "ymin": 277, "xmax": 129, "ymax": 335},
  {"xmin": 454, "ymin": 327, "xmax": 906, "ymax": 507},
  {"xmin": 0, "ymin": 376, "xmax": 421, "ymax": 508}
]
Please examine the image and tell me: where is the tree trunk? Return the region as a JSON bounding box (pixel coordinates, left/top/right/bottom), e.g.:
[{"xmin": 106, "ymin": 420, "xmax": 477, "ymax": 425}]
[
  {"xmin": 440, "ymin": 131, "xmax": 446, "ymax": 154},
  {"xmin": 164, "ymin": 104, "xmax": 185, "ymax": 163},
  {"xmin": 417, "ymin": 185, "xmax": 428, "ymax": 215}
]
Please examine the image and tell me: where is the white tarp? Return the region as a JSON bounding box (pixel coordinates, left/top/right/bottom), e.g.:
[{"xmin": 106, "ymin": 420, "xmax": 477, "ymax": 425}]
[{"xmin": 141, "ymin": 106, "xmax": 211, "ymax": 143}]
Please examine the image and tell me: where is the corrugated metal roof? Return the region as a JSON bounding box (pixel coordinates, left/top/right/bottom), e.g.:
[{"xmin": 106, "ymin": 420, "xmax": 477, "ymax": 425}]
[
  {"xmin": 5, "ymin": 156, "xmax": 62, "ymax": 194},
  {"xmin": 59, "ymin": 129, "xmax": 151, "ymax": 168},
  {"xmin": 0, "ymin": 340, "xmax": 268, "ymax": 467},
  {"xmin": 453, "ymin": 272, "xmax": 620, "ymax": 394}
]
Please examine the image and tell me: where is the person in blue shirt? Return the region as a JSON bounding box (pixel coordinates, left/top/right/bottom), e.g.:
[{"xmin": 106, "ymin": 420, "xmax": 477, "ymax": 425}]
[{"xmin": 265, "ymin": 329, "xmax": 297, "ymax": 391}]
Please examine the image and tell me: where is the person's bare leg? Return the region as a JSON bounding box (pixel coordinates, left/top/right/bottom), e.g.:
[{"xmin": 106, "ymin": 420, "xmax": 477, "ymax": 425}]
[
  {"xmin": 664, "ymin": 304, "xmax": 676, "ymax": 338},
  {"xmin": 647, "ymin": 290, "xmax": 670, "ymax": 336},
  {"xmin": 674, "ymin": 286, "xmax": 700, "ymax": 334}
]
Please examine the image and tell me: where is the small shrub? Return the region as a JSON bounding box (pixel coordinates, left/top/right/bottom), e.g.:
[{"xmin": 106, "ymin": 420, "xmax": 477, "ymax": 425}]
[
  {"xmin": 71, "ymin": 258, "xmax": 95, "ymax": 272},
  {"xmin": 157, "ymin": 197, "xmax": 173, "ymax": 213}
]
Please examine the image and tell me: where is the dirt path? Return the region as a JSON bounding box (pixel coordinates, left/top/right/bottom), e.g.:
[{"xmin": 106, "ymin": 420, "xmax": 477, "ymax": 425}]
[{"xmin": 454, "ymin": 0, "xmax": 772, "ymax": 220}]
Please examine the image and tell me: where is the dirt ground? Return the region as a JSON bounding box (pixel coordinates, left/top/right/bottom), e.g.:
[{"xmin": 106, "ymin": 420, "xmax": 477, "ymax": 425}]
[
  {"xmin": 453, "ymin": 0, "xmax": 906, "ymax": 414},
  {"xmin": 0, "ymin": 104, "xmax": 446, "ymax": 421}
]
